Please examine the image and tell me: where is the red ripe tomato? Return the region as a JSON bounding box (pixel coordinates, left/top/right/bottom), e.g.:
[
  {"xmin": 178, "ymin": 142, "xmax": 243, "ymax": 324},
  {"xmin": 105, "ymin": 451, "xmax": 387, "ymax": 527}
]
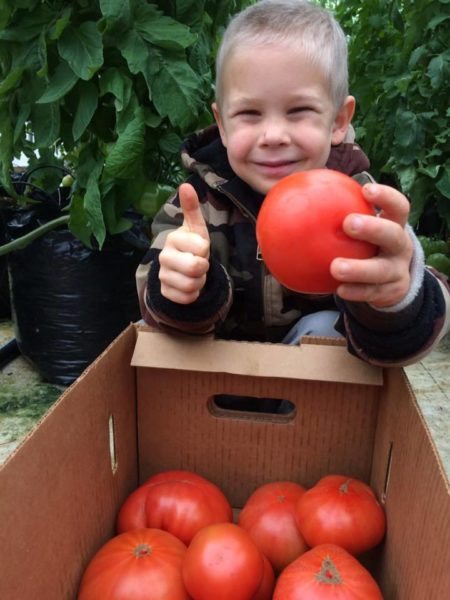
[
  {"xmin": 256, "ymin": 169, "xmax": 377, "ymax": 294},
  {"xmin": 182, "ymin": 523, "xmax": 265, "ymax": 600},
  {"xmin": 116, "ymin": 470, "xmax": 233, "ymax": 545},
  {"xmin": 252, "ymin": 554, "xmax": 275, "ymax": 600},
  {"xmin": 238, "ymin": 481, "xmax": 308, "ymax": 574},
  {"xmin": 273, "ymin": 543, "xmax": 383, "ymax": 599},
  {"xmin": 295, "ymin": 475, "xmax": 386, "ymax": 555},
  {"xmin": 77, "ymin": 528, "xmax": 190, "ymax": 600}
]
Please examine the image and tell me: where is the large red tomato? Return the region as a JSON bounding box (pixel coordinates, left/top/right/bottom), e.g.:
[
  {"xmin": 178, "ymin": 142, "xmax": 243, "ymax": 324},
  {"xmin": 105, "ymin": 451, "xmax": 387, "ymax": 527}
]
[
  {"xmin": 252, "ymin": 554, "xmax": 275, "ymax": 600},
  {"xmin": 238, "ymin": 481, "xmax": 308, "ymax": 574},
  {"xmin": 273, "ymin": 543, "xmax": 383, "ymax": 599},
  {"xmin": 116, "ymin": 470, "xmax": 233, "ymax": 545},
  {"xmin": 295, "ymin": 475, "xmax": 386, "ymax": 555},
  {"xmin": 77, "ymin": 528, "xmax": 190, "ymax": 600},
  {"xmin": 256, "ymin": 169, "xmax": 377, "ymax": 294},
  {"xmin": 182, "ymin": 523, "xmax": 265, "ymax": 600}
]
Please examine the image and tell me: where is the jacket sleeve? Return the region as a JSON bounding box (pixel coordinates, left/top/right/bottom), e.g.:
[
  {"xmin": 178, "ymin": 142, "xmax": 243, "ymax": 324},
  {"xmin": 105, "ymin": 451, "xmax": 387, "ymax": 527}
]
[
  {"xmin": 136, "ymin": 190, "xmax": 233, "ymax": 334},
  {"xmin": 336, "ymin": 227, "xmax": 450, "ymax": 366}
]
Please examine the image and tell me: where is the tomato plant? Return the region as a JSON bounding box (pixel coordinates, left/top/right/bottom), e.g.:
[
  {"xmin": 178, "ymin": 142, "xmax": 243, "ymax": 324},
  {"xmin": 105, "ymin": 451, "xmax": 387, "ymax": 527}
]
[
  {"xmin": 116, "ymin": 470, "xmax": 233, "ymax": 545},
  {"xmin": 182, "ymin": 523, "xmax": 265, "ymax": 600},
  {"xmin": 77, "ymin": 528, "xmax": 190, "ymax": 600},
  {"xmin": 238, "ymin": 481, "xmax": 308, "ymax": 574},
  {"xmin": 256, "ymin": 169, "xmax": 377, "ymax": 294},
  {"xmin": 273, "ymin": 543, "xmax": 383, "ymax": 599},
  {"xmin": 295, "ymin": 475, "xmax": 386, "ymax": 555}
]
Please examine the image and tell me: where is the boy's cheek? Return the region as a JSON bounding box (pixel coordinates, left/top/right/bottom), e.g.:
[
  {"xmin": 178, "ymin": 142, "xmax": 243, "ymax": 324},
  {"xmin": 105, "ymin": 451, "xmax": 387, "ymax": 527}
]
[{"xmin": 225, "ymin": 130, "xmax": 254, "ymax": 159}]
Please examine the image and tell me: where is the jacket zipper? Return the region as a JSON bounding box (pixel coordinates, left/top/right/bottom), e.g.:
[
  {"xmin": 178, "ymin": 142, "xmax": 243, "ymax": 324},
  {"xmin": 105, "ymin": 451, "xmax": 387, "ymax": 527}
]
[{"xmin": 216, "ymin": 184, "xmax": 269, "ymax": 324}]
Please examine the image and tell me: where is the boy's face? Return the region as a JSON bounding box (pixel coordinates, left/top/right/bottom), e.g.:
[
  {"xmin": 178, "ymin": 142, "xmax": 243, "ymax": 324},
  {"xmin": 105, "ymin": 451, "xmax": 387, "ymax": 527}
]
[{"xmin": 213, "ymin": 43, "xmax": 355, "ymax": 195}]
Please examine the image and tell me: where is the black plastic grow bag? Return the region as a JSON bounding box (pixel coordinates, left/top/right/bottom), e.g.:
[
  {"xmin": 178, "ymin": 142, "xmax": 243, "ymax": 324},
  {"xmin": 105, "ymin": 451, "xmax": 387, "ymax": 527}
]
[{"xmin": 2, "ymin": 170, "xmax": 150, "ymax": 385}]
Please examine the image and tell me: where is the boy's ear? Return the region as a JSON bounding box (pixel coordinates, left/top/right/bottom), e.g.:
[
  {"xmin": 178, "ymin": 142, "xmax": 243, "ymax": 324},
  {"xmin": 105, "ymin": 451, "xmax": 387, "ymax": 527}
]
[
  {"xmin": 331, "ymin": 95, "xmax": 356, "ymax": 145},
  {"xmin": 212, "ymin": 102, "xmax": 227, "ymax": 147}
]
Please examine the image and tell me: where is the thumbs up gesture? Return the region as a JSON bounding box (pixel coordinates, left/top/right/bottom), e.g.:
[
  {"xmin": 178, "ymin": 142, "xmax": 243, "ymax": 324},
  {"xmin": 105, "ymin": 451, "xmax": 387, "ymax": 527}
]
[{"xmin": 159, "ymin": 183, "xmax": 211, "ymax": 304}]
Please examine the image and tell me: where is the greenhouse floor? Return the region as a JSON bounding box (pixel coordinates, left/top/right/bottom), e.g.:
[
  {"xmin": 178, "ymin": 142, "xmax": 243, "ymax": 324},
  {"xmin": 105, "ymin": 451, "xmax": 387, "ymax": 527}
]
[{"xmin": 0, "ymin": 319, "xmax": 66, "ymax": 463}]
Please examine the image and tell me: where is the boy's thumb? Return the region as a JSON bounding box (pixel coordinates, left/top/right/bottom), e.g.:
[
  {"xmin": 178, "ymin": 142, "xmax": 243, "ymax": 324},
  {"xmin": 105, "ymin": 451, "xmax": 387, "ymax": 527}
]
[{"xmin": 179, "ymin": 183, "xmax": 209, "ymax": 241}]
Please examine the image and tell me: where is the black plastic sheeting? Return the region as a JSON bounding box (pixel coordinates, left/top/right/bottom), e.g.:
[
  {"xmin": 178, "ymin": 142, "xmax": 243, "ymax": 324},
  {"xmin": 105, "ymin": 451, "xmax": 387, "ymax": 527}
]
[
  {"xmin": 0, "ymin": 338, "xmax": 20, "ymax": 370},
  {"xmin": 0, "ymin": 217, "xmax": 11, "ymax": 318},
  {"xmin": 4, "ymin": 206, "xmax": 149, "ymax": 385}
]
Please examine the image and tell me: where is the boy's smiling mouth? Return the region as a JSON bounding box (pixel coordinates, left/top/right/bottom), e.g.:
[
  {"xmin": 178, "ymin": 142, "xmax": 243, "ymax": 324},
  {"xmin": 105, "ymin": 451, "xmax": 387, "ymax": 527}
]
[{"xmin": 253, "ymin": 159, "xmax": 300, "ymax": 177}]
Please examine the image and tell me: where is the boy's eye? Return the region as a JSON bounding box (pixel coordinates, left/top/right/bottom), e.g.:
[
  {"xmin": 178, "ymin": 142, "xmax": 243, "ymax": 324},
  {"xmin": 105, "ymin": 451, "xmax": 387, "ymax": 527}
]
[
  {"xmin": 288, "ymin": 106, "xmax": 313, "ymax": 114},
  {"xmin": 235, "ymin": 109, "xmax": 260, "ymax": 116}
]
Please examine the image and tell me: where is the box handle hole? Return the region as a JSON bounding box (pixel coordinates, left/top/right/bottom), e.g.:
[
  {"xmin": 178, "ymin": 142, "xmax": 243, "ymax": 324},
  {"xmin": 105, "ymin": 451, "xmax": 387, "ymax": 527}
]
[
  {"xmin": 109, "ymin": 414, "xmax": 118, "ymax": 474},
  {"xmin": 209, "ymin": 394, "xmax": 296, "ymax": 421},
  {"xmin": 381, "ymin": 441, "xmax": 393, "ymax": 504}
]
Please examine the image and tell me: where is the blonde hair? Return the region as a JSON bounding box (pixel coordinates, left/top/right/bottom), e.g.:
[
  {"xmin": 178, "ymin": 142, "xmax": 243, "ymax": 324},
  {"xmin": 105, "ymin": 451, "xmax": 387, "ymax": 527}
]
[{"xmin": 215, "ymin": 0, "xmax": 349, "ymax": 110}]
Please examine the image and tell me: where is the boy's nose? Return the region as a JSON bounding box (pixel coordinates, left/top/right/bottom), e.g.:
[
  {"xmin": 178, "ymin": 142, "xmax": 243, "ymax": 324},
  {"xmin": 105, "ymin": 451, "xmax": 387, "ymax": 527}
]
[{"xmin": 260, "ymin": 119, "xmax": 290, "ymax": 145}]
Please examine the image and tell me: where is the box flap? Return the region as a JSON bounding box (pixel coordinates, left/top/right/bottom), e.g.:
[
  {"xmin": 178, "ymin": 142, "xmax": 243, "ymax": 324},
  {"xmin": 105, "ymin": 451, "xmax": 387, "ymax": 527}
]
[
  {"xmin": 0, "ymin": 325, "xmax": 139, "ymax": 599},
  {"xmin": 131, "ymin": 330, "xmax": 382, "ymax": 385}
]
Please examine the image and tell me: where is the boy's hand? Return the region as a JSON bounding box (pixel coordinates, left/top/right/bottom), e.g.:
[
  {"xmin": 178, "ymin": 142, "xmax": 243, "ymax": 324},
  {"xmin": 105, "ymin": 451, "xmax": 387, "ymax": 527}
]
[
  {"xmin": 330, "ymin": 183, "xmax": 414, "ymax": 308},
  {"xmin": 159, "ymin": 183, "xmax": 210, "ymax": 304}
]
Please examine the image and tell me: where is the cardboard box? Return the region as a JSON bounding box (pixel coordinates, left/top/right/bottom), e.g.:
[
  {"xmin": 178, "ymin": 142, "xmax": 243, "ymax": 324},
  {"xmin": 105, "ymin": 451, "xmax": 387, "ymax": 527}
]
[{"xmin": 0, "ymin": 324, "xmax": 448, "ymax": 599}]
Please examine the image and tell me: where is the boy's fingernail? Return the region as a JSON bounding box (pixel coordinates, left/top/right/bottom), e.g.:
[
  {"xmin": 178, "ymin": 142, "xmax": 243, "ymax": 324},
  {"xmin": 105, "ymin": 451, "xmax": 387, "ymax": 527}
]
[
  {"xmin": 365, "ymin": 183, "xmax": 378, "ymax": 196},
  {"xmin": 349, "ymin": 215, "xmax": 363, "ymax": 232},
  {"xmin": 337, "ymin": 261, "xmax": 350, "ymax": 276}
]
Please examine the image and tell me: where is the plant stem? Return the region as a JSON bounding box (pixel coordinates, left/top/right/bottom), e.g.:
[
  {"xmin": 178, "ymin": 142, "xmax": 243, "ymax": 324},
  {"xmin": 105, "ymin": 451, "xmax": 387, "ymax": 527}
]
[{"xmin": 0, "ymin": 215, "xmax": 70, "ymax": 256}]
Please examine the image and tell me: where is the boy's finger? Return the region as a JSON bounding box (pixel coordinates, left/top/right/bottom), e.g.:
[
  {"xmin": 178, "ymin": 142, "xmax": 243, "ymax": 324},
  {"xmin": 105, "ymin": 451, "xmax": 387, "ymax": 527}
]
[
  {"xmin": 362, "ymin": 183, "xmax": 410, "ymax": 227},
  {"xmin": 343, "ymin": 212, "xmax": 408, "ymax": 256},
  {"xmin": 179, "ymin": 183, "xmax": 210, "ymax": 241}
]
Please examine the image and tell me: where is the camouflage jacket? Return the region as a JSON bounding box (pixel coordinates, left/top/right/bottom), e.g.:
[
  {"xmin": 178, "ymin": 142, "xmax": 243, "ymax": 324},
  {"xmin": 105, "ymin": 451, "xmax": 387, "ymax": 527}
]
[{"xmin": 137, "ymin": 125, "xmax": 450, "ymax": 366}]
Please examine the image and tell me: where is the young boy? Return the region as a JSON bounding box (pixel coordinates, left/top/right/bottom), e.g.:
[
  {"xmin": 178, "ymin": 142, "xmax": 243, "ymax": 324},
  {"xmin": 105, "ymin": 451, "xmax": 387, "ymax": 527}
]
[{"xmin": 137, "ymin": 0, "xmax": 450, "ymax": 366}]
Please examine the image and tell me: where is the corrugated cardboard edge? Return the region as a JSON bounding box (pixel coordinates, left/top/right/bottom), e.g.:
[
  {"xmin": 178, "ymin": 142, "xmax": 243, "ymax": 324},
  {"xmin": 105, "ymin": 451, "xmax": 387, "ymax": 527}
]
[
  {"xmin": 131, "ymin": 329, "xmax": 383, "ymax": 386},
  {"xmin": 0, "ymin": 324, "xmax": 139, "ymax": 600},
  {"xmin": 371, "ymin": 367, "xmax": 450, "ymax": 597}
]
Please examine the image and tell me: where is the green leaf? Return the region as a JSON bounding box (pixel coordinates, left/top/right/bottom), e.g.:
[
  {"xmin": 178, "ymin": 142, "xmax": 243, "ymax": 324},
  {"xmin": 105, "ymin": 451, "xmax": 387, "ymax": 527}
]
[
  {"xmin": 48, "ymin": 6, "xmax": 72, "ymax": 40},
  {"xmin": 74, "ymin": 145, "xmax": 103, "ymax": 189},
  {"xmin": 143, "ymin": 106, "xmax": 162, "ymax": 128},
  {"xmin": 13, "ymin": 102, "xmax": 31, "ymax": 143},
  {"xmin": 152, "ymin": 60, "xmax": 203, "ymax": 128},
  {"xmin": 408, "ymin": 45, "xmax": 427, "ymax": 68},
  {"xmin": 100, "ymin": 0, "xmax": 131, "ymax": 20},
  {"xmin": 69, "ymin": 192, "xmax": 94, "ymax": 248},
  {"xmin": 0, "ymin": 6, "xmax": 52, "ymax": 42},
  {"xmin": 159, "ymin": 130, "xmax": 183, "ymax": 154},
  {"xmin": 118, "ymin": 29, "xmax": 150, "ymax": 76},
  {"xmin": 135, "ymin": 5, "xmax": 197, "ymax": 50},
  {"xmin": 426, "ymin": 14, "xmax": 450, "ymax": 31},
  {"xmin": 73, "ymin": 80, "xmax": 98, "ymax": 141},
  {"xmin": 36, "ymin": 61, "xmax": 78, "ymax": 104},
  {"xmin": 30, "ymin": 102, "xmax": 60, "ymax": 147},
  {"xmin": 175, "ymin": 0, "xmax": 206, "ymax": 28},
  {"xmin": 0, "ymin": 67, "xmax": 23, "ymax": 98},
  {"xmin": 84, "ymin": 173, "xmax": 106, "ymax": 248},
  {"xmin": 398, "ymin": 166, "xmax": 416, "ymax": 195},
  {"xmin": 436, "ymin": 166, "xmax": 450, "ymax": 199},
  {"xmin": 58, "ymin": 22, "xmax": 104, "ymax": 80},
  {"xmin": 102, "ymin": 185, "xmax": 134, "ymax": 235},
  {"xmin": 115, "ymin": 93, "xmax": 140, "ymax": 133},
  {"xmin": 426, "ymin": 253, "xmax": 450, "ymax": 277},
  {"xmin": 99, "ymin": 0, "xmax": 131, "ymax": 34},
  {"xmin": 394, "ymin": 110, "xmax": 424, "ymax": 159},
  {"xmin": 417, "ymin": 164, "xmax": 440, "ymax": 179},
  {"xmin": 0, "ymin": 100, "xmax": 15, "ymax": 197},
  {"xmin": 104, "ymin": 108, "xmax": 145, "ymax": 178},
  {"xmin": 99, "ymin": 68, "xmax": 132, "ymax": 111},
  {"xmin": 427, "ymin": 54, "xmax": 447, "ymax": 89}
]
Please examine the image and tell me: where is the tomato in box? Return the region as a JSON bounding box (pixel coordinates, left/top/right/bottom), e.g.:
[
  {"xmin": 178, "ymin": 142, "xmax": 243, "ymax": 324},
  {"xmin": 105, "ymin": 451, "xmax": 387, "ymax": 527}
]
[{"xmin": 256, "ymin": 169, "xmax": 377, "ymax": 294}]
